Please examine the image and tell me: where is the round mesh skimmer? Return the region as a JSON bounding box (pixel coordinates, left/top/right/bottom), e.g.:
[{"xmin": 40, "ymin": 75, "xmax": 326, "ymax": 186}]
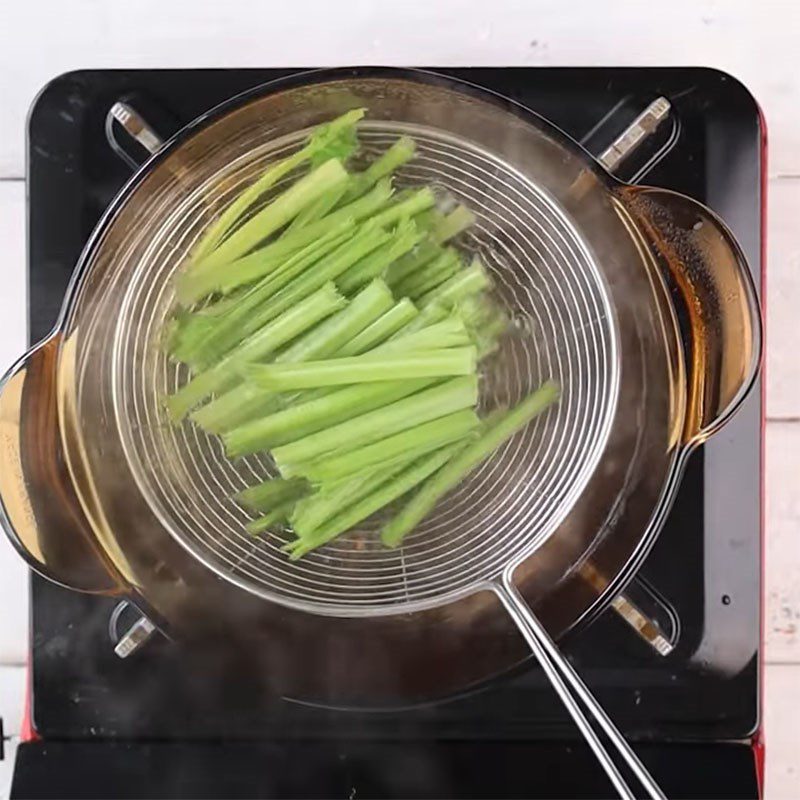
[{"xmin": 112, "ymin": 119, "xmax": 619, "ymax": 617}]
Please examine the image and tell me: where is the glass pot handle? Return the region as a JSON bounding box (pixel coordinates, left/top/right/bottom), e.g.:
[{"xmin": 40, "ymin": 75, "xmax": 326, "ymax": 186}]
[
  {"xmin": 622, "ymin": 185, "xmax": 762, "ymax": 445},
  {"xmin": 0, "ymin": 335, "xmax": 120, "ymax": 593}
]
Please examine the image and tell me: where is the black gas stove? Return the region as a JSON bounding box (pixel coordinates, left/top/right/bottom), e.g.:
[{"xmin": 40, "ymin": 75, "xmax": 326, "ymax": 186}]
[{"xmin": 9, "ymin": 68, "xmax": 764, "ymax": 799}]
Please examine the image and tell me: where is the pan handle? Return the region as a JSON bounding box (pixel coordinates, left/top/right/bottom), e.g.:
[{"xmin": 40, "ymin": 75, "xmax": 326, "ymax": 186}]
[
  {"xmin": 0, "ymin": 334, "xmax": 120, "ymax": 593},
  {"xmin": 494, "ymin": 574, "xmax": 666, "ymax": 800},
  {"xmin": 621, "ymin": 186, "xmax": 762, "ymax": 445}
]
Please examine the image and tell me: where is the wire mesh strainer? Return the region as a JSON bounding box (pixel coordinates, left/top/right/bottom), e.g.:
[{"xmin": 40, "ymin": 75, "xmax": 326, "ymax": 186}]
[{"xmin": 113, "ymin": 121, "xmax": 619, "ymax": 616}]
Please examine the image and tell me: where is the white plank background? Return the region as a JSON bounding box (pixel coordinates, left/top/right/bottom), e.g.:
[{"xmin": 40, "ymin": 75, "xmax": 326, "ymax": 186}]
[{"xmin": 0, "ymin": 0, "xmax": 798, "ymax": 796}]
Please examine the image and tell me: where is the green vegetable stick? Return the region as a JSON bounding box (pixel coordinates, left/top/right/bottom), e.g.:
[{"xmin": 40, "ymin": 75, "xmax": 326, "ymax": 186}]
[
  {"xmin": 191, "ymin": 224, "xmax": 391, "ymax": 367},
  {"xmin": 394, "ymin": 249, "xmax": 461, "ymax": 299},
  {"xmin": 431, "ymin": 205, "xmax": 476, "ymax": 245},
  {"xmin": 272, "ymin": 376, "xmax": 478, "ymax": 468},
  {"xmin": 297, "ymin": 408, "xmax": 481, "ymax": 483},
  {"xmin": 236, "ymin": 477, "xmax": 311, "ymax": 513},
  {"xmin": 337, "ymin": 299, "xmax": 418, "ymax": 357},
  {"xmin": 339, "ymin": 136, "xmax": 416, "ymax": 204},
  {"xmin": 172, "ymin": 222, "xmax": 354, "ymax": 365},
  {"xmin": 290, "ymin": 462, "xmax": 404, "ymax": 539},
  {"xmin": 179, "ymin": 179, "xmax": 394, "ymax": 303},
  {"xmin": 286, "ymin": 444, "xmax": 462, "ymax": 559},
  {"xmin": 165, "ymin": 283, "xmax": 345, "ymax": 420},
  {"xmin": 381, "ymin": 381, "xmax": 560, "ymax": 547},
  {"xmin": 245, "ymin": 347, "xmax": 476, "ymax": 392},
  {"xmin": 388, "ymin": 301, "xmax": 449, "ymax": 339},
  {"xmin": 385, "ymin": 240, "xmax": 442, "ymax": 288},
  {"xmin": 245, "ymin": 501, "xmax": 297, "ymax": 535},
  {"xmin": 380, "ymin": 313, "xmax": 468, "ymax": 353},
  {"xmin": 191, "ymin": 159, "xmax": 348, "ymax": 273},
  {"xmin": 190, "ymin": 109, "xmax": 364, "ymax": 262},
  {"xmin": 223, "ymin": 379, "xmax": 435, "ymax": 458},
  {"xmin": 369, "ymin": 188, "xmax": 435, "ymax": 229},
  {"xmin": 336, "ymin": 219, "xmax": 423, "ymax": 296},
  {"xmin": 417, "ymin": 260, "xmax": 491, "ymax": 308},
  {"xmin": 195, "ymin": 286, "xmax": 404, "ymax": 435},
  {"xmin": 192, "ymin": 384, "xmax": 282, "ymax": 434},
  {"xmin": 285, "ymin": 182, "xmax": 348, "ymax": 233},
  {"xmin": 276, "ymin": 279, "xmax": 393, "ymax": 364}
]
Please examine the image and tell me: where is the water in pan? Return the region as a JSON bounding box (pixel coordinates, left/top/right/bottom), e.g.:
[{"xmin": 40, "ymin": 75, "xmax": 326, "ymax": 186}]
[{"xmin": 112, "ymin": 121, "xmax": 619, "ymax": 616}]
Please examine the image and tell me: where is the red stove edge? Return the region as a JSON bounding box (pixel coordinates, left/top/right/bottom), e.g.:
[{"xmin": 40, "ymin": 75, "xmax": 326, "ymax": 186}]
[{"xmin": 752, "ymin": 97, "xmax": 769, "ymax": 800}]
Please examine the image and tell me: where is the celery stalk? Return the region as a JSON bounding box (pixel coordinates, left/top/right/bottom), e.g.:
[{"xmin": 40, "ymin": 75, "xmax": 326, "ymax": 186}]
[
  {"xmin": 235, "ymin": 476, "xmax": 311, "ymax": 513},
  {"xmin": 296, "ymin": 409, "xmax": 480, "ymax": 483},
  {"xmin": 246, "ymin": 503, "xmax": 295, "ymax": 535},
  {"xmin": 336, "ymin": 219, "xmax": 423, "ymax": 295},
  {"xmin": 245, "ymin": 347, "xmax": 476, "ymax": 392},
  {"xmin": 431, "ymin": 205, "xmax": 476, "ymax": 245},
  {"xmin": 381, "ymin": 381, "xmax": 560, "ymax": 547},
  {"xmin": 385, "ymin": 240, "xmax": 441, "ymax": 288},
  {"xmin": 178, "ymin": 179, "xmax": 394, "ymax": 303},
  {"xmin": 276, "ymin": 279, "xmax": 393, "ymax": 364},
  {"xmin": 222, "ymin": 379, "xmax": 435, "ymax": 458},
  {"xmin": 190, "ymin": 224, "xmax": 390, "ymax": 367},
  {"xmin": 285, "ymin": 182, "xmax": 348, "ymax": 233},
  {"xmin": 339, "ymin": 136, "xmax": 416, "ymax": 204},
  {"xmin": 286, "ymin": 444, "xmax": 462, "ymax": 559},
  {"xmin": 165, "ymin": 283, "xmax": 344, "ymax": 420},
  {"xmin": 394, "ymin": 249, "xmax": 461, "ymax": 299},
  {"xmin": 272, "ymin": 376, "xmax": 478, "ymax": 468},
  {"xmin": 172, "ymin": 222, "xmax": 354, "ymax": 365},
  {"xmin": 337, "ymin": 299, "xmax": 418, "ymax": 357},
  {"xmin": 290, "ymin": 462, "xmax": 405, "ymax": 539},
  {"xmin": 369, "ymin": 188, "xmax": 435, "ymax": 229},
  {"xmin": 376, "ymin": 317, "xmax": 472, "ymax": 353},
  {"xmin": 191, "ymin": 159, "xmax": 348, "ymax": 273},
  {"xmin": 418, "ymin": 260, "xmax": 491, "ymax": 308},
  {"xmin": 192, "ymin": 384, "xmax": 282, "ymax": 434},
  {"xmin": 189, "ymin": 109, "xmax": 364, "ymax": 262}
]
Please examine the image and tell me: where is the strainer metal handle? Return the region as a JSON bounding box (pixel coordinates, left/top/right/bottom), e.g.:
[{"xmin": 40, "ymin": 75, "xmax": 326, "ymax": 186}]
[{"xmin": 496, "ymin": 576, "xmax": 666, "ymax": 800}]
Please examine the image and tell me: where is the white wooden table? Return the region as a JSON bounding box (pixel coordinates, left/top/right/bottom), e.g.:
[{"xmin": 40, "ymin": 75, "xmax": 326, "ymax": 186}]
[{"xmin": 0, "ymin": 1, "xmax": 798, "ymax": 796}]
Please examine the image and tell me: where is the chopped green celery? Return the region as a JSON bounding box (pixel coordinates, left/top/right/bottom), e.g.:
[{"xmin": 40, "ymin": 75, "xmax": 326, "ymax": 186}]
[
  {"xmin": 192, "ymin": 384, "xmax": 282, "ymax": 434},
  {"xmin": 235, "ymin": 476, "xmax": 311, "ymax": 513},
  {"xmin": 165, "ymin": 283, "xmax": 345, "ymax": 420},
  {"xmin": 286, "ymin": 444, "xmax": 462, "ymax": 559},
  {"xmin": 173, "ymin": 222, "xmax": 353, "ymax": 366},
  {"xmin": 418, "ymin": 259, "xmax": 491, "ymax": 308},
  {"xmin": 376, "ymin": 316, "xmax": 472, "ymax": 354},
  {"xmin": 431, "ymin": 205, "xmax": 476, "ymax": 245},
  {"xmin": 369, "ymin": 188, "xmax": 435, "ymax": 229},
  {"xmin": 245, "ymin": 501, "xmax": 297, "ymax": 535},
  {"xmin": 337, "ymin": 299, "xmax": 418, "ymax": 356},
  {"xmin": 339, "ymin": 136, "xmax": 416, "ymax": 204},
  {"xmin": 394, "ymin": 248, "xmax": 461, "ymax": 299},
  {"xmin": 178, "ymin": 179, "xmax": 394, "ymax": 303},
  {"xmin": 189, "ymin": 109, "xmax": 364, "ymax": 262},
  {"xmin": 193, "ymin": 280, "xmax": 393, "ymax": 433},
  {"xmin": 245, "ymin": 347, "xmax": 476, "ymax": 392},
  {"xmin": 412, "ymin": 208, "xmax": 445, "ymax": 234},
  {"xmin": 188, "ymin": 223, "xmax": 390, "ymax": 368},
  {"xmin": 381, "ymin": 381, "xmax": 560, "ymax": 547},
  {"xmin": 276, "ymin": 279, "xmax": 393, "ymax": 364},
  {"xmin": 285, "ymin": 182, "xmax": 347, "ymax": 233},
  {"xmin": 273, "ymin": 375, "xmax": 478, "ymax": 469},
  {"xmin": 222, "ymin": 378, "xmax": 435, "ymax": 458},
  {"xmin": 385, "ymin": 240, "xmax": 442, "ymax": 288},
  {"xmin": 190, "ymin": 159, "xmax": 348, "ymax": 273},
  {"xmin": 296, "ymin": 408, "xmax": 480, "ymax": 483},
  {"xmin": 387, "ymin": 301, "xmax": 449, "ymax": 339},
  {"xmin": 290, "ymin": 462, "xmax": 404, "ymax": 539},
  {"xmin": 336, "ymin": 219, "xmax": 423, "ymax": 295}
]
